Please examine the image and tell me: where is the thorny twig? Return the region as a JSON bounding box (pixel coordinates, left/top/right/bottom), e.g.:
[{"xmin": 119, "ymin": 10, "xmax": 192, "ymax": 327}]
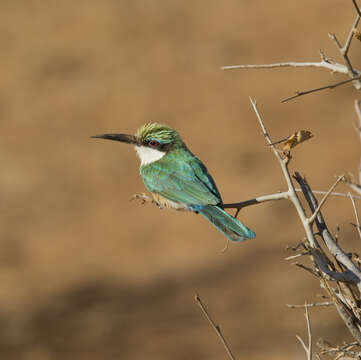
[
  {"xmin": 195, "ymin": 293, "xmax": 237, "ymax": 360},
  {"xmin": 222, "ymin": 2, "xmax": 361, "ymax": 101},
  {"xmin": 354, "ymin": 99, "xmax": 361, "ymax": 186},
  {"xmin": 249, "ymin": 96, "xmax": 361, "ymax": 348},
  {"xmin": 308, "ymin": 175, "xmax": 345, "ymax": 224},
  {"xmin": 349, "ymin": 192, "xmax": 361, "ymax": 240},
  {"xmin": 287, "ymin": 302, "xmax": 333, "ymax": 308},
  {"xmin": 318, "ymin": 339, "xmax": 361, "ymax": 359},
  {"xmin": 295, "ymin": 304, "xmax": 313, "ymax": 360},
  {"xmin": 281, "ymin": 76, "xmax": 361, "ymax": 103}
]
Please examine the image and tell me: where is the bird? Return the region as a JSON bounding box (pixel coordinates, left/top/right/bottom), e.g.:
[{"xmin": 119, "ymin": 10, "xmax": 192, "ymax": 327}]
[{"xmin": 92, "ymin": 122, "xmax": 255, "ymax": 242}]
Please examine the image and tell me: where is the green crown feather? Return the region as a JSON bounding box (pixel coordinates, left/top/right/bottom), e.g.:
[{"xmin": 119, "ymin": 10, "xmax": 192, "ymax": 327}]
[{"xmin": 135, "ymin": 123, "xmax": 183, "ymax": 146}]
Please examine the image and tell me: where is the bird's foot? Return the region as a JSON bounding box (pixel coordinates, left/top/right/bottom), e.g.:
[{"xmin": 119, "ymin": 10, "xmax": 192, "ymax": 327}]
[
  {"xmin": 131, "ymin": 193, "xmax": 167, "ymax": 210},
  {"xmin": 130, "ymin": 193, "xmax": 156, "ymax": 205}
]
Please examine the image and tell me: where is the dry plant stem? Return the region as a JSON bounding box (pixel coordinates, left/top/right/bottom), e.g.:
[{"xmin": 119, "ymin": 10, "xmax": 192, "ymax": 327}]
[
  {"xmin": 355, "ymin": 99, "xmax": 361, "ymax": 143},
  {"xmin": 296, "ymin": 304, "xmax": 313, "ymax": 360},
  {"xmin": 355, "ymin": 99, "xmax": 361, "ymax": 124},
  {"xmin": 294, "ymin": 173, "xmax": 361, "ymax": 291},
  {"xmin": 318, "ymin": 339, "xmax": 361, "ymax": 359},
  {"xmin": 285, "ymin": 252, "xmax": 311, "ymax": 261},
  {"xmin": 222, "ymin": 8, "xmax": 361, "ymax": 103},
  {"xmin": 250, "ymin": 99, "xmax": 361, "ymax": 292},
  {"xmin": 320, "ymin": 279, "xmax": 361, "ymax": 346},
  {"xmin": 334, "ymin": 298, "xmax": 361, "ymax": 346},
  {"xmin": 312, "ymin": 250, "xmax": 357, "ymax": 283},
  {"xmin": 194, "ymin": 293, "xmax": 236, "ymax": 360},
  {"xmin": 249, "ymin": 98, "xmax": 317, "ymax": 248},
  {"xmin": 349, "ymin": 192, "xmax": 361, "ymax": 239},
  {"xmin": 301, "ymin": 189, "xmax": 361, "ymax": 200},
  {"xmin": 355, "ymin": 99, "xmax": 361, "ymax": 185},
  {"xmin": 281, "ymin": 76, "xmax": 361, "ymax": 103},
  {"xmin": 222, "ymin": 191, "xmax": 361, "ymax": 213},
  {"xmin": 133, "ymin": 186, "xmax": 361, "ymax": 216},
  {"xmin": 319, "ymin": 341, "xmax": 360, "ymax": 360},
  {"xmin": 222, "ymin": 191, "xmax": 288, "ymax": 211},
  {"xmin": 221, "ymin": 61, "xmax": 348, "ymax": 74},
  {"xmin": 287, "ymin": 302, "xmax": 333, "ymax": 308},
  {"xmin": 329, "ymin": 12, "xmax": 361, "ymax": 78},
  {"xmin": 347, "ymin": 182, "xmax": 361, "ymax": 196},
  {"xmin": 308, "ymin": 176, "xmax": 344, "ymax": 224},
  {"xmin": 352, "ymin": 0, "xmax": 361, "ymax": 17}
]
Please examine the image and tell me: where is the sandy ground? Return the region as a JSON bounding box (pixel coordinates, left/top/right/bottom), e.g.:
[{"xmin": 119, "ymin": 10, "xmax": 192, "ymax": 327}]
[{"xmin": 1, "ymin": 1, "xmax": 361, "ymax": 359}]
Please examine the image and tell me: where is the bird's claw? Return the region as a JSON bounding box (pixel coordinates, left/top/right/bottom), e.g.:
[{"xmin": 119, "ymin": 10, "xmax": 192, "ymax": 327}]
[
  {"xmin": 130, "ymin": 193, "xmax": 163, "ymax": 208},
  {"xmin": 130, "ymin": 193, "xmax": 153, "ymax": 204}
]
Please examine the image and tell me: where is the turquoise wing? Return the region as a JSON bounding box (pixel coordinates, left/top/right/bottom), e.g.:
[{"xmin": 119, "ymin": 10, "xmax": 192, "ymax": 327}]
[{"xmin": 140, "ymin": 149, "xmax": 222, "ymax": 206}]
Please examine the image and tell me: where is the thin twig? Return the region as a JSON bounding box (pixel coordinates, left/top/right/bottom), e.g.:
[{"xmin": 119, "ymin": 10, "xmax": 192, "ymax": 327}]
[
  {"xmin": 285, "ymin": 252, "xmax": 311, "ymax": 261},
  {"xmin": 221, "ymin": 188, "xmax": 361, "ymax": 214},
  {"xmin": 349, "ymin": 192, "xmax": 361, "ymax": 239},
  {"xmin": 347, "ymin": 182, "xmax": 361, "ymax": 196},
  {"xmin": 294, "ymin": 262, "xmax": 320, "ymax": 278},
  {"xmin": 305, "ymin": 304, "xmax": 313, "ymax": 360},
  {"xmin": 298, "ymin": 189, "xmax": 361, "ymax": 201},
  {"xmin": 195, "ymin": 293, "xmax": 236, "ymax": 360},
  {"xmin": 222, "ymin": 192, "xmax": 288, "ymax": 212},
  {"xmin": 131, "ymin": 188, "xmax": 361, "ymax": 217},
  {"xmin": 343, "ymin": 14, "xmax": 361, "ymax": 59},
  {"xmin": 308, "ymin": 176, "xmax": 344, "ymax": 224},
  {"xmin": 287, "ymin": 302, "xmax": 333, "ymax": 308},
  {"xmin": 221, "ymin": 61, "xmax": 348, "ymax": 74},
  {"xmin": 328, "ymin": 10, "xmax": 361, "ymax": 89},
  {"xmin": 329, "ymin": 11, "xmax": 361, "ymax": 78},
  {"xmin": 355, "ymin": 100, "xmax": 361, "ymax": 136},
  {"xmin": 352, "ymin": 0, "xmax": 361, "ymax": 17},
  {"xmin": 296, "ymin": 335, "xmax": 310, "ymax": 358},
  {"xmin": 295, "ymin": 303, "xmax": 313, "ymax": 360},
  {"xmin": 250, "ymin": 99, "xmax": 319, "ymax": 250},
  {"xmin": 294, "ymin": 173, "xmax": 361, "ymax": 289},
  {"xmin": 354, "ymin": 99, "xmax": 361, "ymax": 184},
  {"xmin": 281, "ymin": 76, "xmax": 361, "ymax": 103}
]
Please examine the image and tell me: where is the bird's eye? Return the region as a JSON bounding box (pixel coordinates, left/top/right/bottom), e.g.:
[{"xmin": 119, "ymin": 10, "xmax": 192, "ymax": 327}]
[{"xmin": 148, "ymin": 140, "xmax": 159, "ymax": 148}]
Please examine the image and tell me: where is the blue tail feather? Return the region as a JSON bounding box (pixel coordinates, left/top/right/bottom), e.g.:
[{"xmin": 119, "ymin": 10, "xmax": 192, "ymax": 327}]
[{"xmin": 198, "ymin": 205, "xmax": 256, "ymax": 242}]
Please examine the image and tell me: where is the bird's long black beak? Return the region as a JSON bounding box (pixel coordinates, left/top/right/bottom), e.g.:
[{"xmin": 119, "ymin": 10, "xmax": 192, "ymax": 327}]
[{"xmin": 91, "ymin": 133, "xmax": 139, "ymax": 145}]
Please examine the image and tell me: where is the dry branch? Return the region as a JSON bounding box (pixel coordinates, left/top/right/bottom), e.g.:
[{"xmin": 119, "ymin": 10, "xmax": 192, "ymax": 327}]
[
  {"xmin": 222, "ymin": 3, "xmax": 361, "ymax": 101},
  {"xmin": 195, "ymin": 293, "xmax": 236, "ymax": 360},
  {"xmin": 281, "ymin": 76, "xmax": 361, "ymax": 103},
  {"xmin": 219, "ymin": 1, "xmax": 361, "ymax": 358}
]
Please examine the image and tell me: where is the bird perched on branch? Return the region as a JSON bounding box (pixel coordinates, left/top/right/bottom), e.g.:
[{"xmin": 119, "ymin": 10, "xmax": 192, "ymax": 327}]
[{"xmin": 92, "ymin": 123, "xmax": 255, "ymax": 242}]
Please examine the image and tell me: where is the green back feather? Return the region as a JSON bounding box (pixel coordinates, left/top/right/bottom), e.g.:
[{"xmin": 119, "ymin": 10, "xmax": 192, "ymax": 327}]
[{"xmin": 140, "ymin": 147, "xmax": 222, "ymax": 206}]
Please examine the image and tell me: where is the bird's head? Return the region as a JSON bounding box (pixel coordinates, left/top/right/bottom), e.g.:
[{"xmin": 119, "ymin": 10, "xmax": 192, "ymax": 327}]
[{"xmin": 92, "ymin": 122, "xmax": 184, "ymax": 165}]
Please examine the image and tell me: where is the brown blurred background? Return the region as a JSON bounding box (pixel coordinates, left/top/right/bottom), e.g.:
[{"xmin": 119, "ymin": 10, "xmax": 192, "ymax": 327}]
[{"xmin": 1, "ymin": 0, "xmax": 361, "ymax": 359}]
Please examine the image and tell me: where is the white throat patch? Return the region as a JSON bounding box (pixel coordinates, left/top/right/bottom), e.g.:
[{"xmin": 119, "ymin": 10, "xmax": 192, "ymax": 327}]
[{"xmin": 134, "ymin": 146, "xmax": 166, "ymax": 166}]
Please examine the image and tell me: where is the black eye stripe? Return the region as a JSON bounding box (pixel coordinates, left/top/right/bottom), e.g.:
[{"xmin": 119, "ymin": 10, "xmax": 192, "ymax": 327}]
[{"xmin": 159, "ymin": 143, "xmax": 173, "ymax": 152}]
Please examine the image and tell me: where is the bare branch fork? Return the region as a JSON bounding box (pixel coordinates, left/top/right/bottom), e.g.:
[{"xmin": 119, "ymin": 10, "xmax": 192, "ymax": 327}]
[
  {"xmin": 249, "ymin": 98, "xmax": 361, "ymax": 290},
  {"xmin": 295, "ymin": 304, "xmax": 313, "ymax": 360},
  {"xmin": 248, "ymin": 98, "xmax": 361, "ymax": 349},
  {"xmin": 217, "ymin": 1, "xmax": 361, "ymax": 358},
  {"xmin": 221, "ymin": 3, "xmax": 361, "ymax": 102},
  {"xmin": 221, "ymin": 190, "xmax": 361, "ymax": 216}
]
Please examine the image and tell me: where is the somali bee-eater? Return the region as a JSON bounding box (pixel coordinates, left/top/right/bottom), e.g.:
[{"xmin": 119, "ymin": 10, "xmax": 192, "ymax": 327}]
[{"xmin": 92, "ymin": 123, "xmax": 255, "ymax": 242}]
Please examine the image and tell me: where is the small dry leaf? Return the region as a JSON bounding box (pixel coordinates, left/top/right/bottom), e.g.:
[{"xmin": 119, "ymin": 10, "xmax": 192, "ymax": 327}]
[
  {"xmin": 282, "ymin": 130, "xmax": 314, "ymax": 153},
  {"xmin": 353, "ymin": 28, "xmax": 361, "ymax": 41}
]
